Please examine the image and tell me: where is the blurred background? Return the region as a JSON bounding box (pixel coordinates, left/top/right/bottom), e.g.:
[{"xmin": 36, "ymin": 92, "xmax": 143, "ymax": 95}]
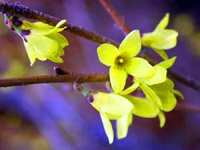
[{"xmin": 0, "ymin": 0, "xmax": 200, "ymax": 149}]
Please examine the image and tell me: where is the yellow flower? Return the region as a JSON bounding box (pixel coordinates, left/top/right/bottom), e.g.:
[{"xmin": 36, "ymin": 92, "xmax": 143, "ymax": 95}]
[
  {"xmin": 142, "ymin": 13, "xmax": 178, "ymax": 60},
  {"xmin": 20, "ymin": 20, "xmax": 68, "ymax": 66},
  {"xmin": 117, "ymin": 57, "xmax": 176, "ymax": 96},
  {"xmin": 135, "ymin": 57, "xmax": 176, "ymax": 85},
  {"xmin": 88, "ymin": 92, "xmax": 133, "ymax": 144},
  {"xmin": 140, "ymin": 78, "xmax": 184, "ymax": 127},
  {"xmin": 97, "ymin": 30, "xmax": 154, "ymax": 92},
  {"xmin": 125, "ymin": 95, "xmax": 160, "ymax": 118}
]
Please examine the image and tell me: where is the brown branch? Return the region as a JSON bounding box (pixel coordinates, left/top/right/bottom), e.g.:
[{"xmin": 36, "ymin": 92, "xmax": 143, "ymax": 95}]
[
  {"xmin": 0, "ymin": 74, "xmax": 109, "ymax": 87},
  {"xmin": 168, "ymin": 70, "xmax": 200, "ymax": 90},
  {"xmin": 0, "ymin": 2, "xmax": 118, "ymax": 47},
  {"xmin": 2, "ymin": 74, "xmax": 200, "ymax": 114},
  {"xmin": 98, "ymin": 0, "xmax": 132, "ymax": 34},
  {"xmin": 176, "ymin": 103, "xmax": 200, "ymax": 113}
]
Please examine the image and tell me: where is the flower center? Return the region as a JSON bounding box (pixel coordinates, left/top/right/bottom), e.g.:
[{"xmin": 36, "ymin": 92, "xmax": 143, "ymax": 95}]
[
  {"xmin": 115, "ymin": 56, "xmax": 126, "ymax": 67},
  {"xmin": 119, "ymin": 58, "xmax": 124, "ymax": 63}
]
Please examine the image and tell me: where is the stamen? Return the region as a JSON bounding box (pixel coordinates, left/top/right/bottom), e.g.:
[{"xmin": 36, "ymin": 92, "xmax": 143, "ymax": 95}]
[{"xmin": 119, "ymin": 58, "xmax": 124, "ymax": 63}]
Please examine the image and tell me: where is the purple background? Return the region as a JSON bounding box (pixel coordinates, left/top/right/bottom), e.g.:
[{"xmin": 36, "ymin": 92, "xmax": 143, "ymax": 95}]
[{"xmin": 0, "ymin": 0, "xmax": 200, "ymax": 149}]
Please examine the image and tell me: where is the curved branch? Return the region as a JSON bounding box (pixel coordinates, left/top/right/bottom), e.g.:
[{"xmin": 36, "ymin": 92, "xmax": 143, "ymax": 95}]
[{"xmin": 176, "ymin": 103, "xmax": 200, "ymax": 113}]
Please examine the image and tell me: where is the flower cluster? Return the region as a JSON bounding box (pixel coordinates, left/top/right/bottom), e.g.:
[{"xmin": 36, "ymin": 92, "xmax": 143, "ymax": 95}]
[
  {"xmin": 4, "ymin": 13, "xmax": 183, "ymax": 144},
  {"xmin": 4, "ymin": 15, "xmax": 68, "ymax": 66},
  {"xmin": 88, "ymin": 13, "xmax": 183, "ymax": 144}
]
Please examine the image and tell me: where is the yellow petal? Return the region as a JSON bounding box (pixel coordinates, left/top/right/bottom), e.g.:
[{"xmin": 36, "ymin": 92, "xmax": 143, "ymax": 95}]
[
  {"xmin": 139, "ymin": 66, "xmax": 167, "ymax": 85},
  {"xmin": 151, "ymin": 29, "xmax": 178, "ymax": 50},
  {"xmin": 117, "ymin": 114, "xmax": 132, "ymax": 139},
  {"xmin": 126, "ymin": 95, "xmax": 159, "ymax": 118},
  {"xmin": 119, "ymin": 30, "xmax": 141, "ymax": 57},
  {"xmin": 158, "ymin": 111, "xmax": 166, "ymax": 128},
  {"xmin": 116, "ymin": 82, "xmax": 139, "ymax": 95},
  {"xmin": 155, "ymin": 13, "xmax": 170, "ymax": 30},
  {"xmin": 48, "ymin": 56, "xmax": 64, "ymax": 63},
  {"xmin": 46, "ymin": 32, "xmax": 69, "ymax": 48},
  {"xmin": 27, "ymin": 34, "xmax": 64, "ymax": 63},
  {"xmin": 22, "ymin": 21, "xmax": 53, "ymax": 34},
  {"xmin": 100, "ymin": 112, "xmax": 114, "ymax": 144},
  {"xmin": 22, "ymin": 20, "xmax": 66, "ymax": 35},
  {"xmin": 102, "ymin": 93, "xmax": 133, "ymax": 116},
  {"xmin": 173, "ymin": 90, "xmax": 184, "ymax": 100},
  {"xmin": 142, "ymin": 29, "xmax": 178, "ymax": 50},
  {"xmin": 43, "ymin": 20, "xmax": 67, "ymax": 35},
  {"xmin": 159, "ymin": 92, "xmax": 177, "ymax": 112},
  {"xmin": 150, "ymin": 78, "xmax": 174, "ymax": 93},
  {"xmin": 23, "ymin": 41, "xmax": 46, "ymax": 66},
  {"xmin": 97, "ymin": 44, "xmax": 119, "ymax": 66},
  {"xmin": 92, "ymin": 92, "xmax": 133, "ymax": 116},
  {"xmin": 109, "ymin": 66, "xmax": 127, "ymax": 92},
  {"xmin": 140, "ymin": 82, "xmax": 162, "ymax": 107},
  {"xmin": 156, "ymin": 56, "xmax": 176, "ymax": 69},
  {"xmin": 125, "ymin": 57, "xmax": 154, "ymax": 78},
  {"xmin": 24, "ymin": 42, "xmax": 36, "ymax": 66}
]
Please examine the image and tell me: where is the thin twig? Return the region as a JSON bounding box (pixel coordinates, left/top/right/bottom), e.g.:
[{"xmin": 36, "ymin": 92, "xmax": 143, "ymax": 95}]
[
  {"xmin": 1, "ymin": 74, "xmax": 200, "ymax": 114},
  {"xmin": 0, "ymin": 74, "xmax": 109, "ymax": 87},
  {"xmin": 168, "ymin": 70, "xmax": 200, "ymax": 90},
  {"xmin": 98, "ymin": 0, "xmax": 132, "ymax": 34},
  {"xmin": 176, "ymin": 103, "xmax": 200, "ymax": 113}
]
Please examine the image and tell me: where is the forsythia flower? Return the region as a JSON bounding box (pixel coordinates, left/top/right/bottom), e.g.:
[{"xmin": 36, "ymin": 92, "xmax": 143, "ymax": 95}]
[
  {"xmin": 150, "ymin": 78, "xmax": 184, "ymax": 111},
  {"xmin": 117, "ymin": 57, "xmax": 176, "ymax": 96},
  {"xmin": 88, "ymin": 92, "xmax": 133, "ymax": 144},
  {"xmin": 20, "ymin": 20, "xmax": 68, "ymax": 66},
  {"xmin": 97, "ymin": 30, "xmax": 154, "ymax": 92},
  {"xmin": 140, "ymin": 78, "xmax": 184, "ymax": 127},
  {"xmin": 125, "ymin": 95, "xmax": 160, "ymax": 118},
  {"xmin": 142, "ymin": 13, "xmax": 178, "ymax": 60},
  {"xmin": 135, "ymin": 57, "xmax": 176, "ymax": 85}
]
